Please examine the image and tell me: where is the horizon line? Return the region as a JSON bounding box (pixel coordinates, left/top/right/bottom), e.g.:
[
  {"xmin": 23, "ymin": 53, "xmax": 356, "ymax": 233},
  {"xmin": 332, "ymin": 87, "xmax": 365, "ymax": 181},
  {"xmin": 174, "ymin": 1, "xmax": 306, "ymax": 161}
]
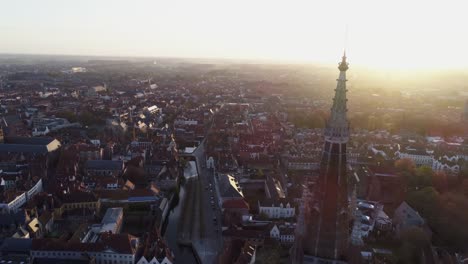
[{"xmin": 0, "ymin": 51, "xmax": 467, "ymax": 71}]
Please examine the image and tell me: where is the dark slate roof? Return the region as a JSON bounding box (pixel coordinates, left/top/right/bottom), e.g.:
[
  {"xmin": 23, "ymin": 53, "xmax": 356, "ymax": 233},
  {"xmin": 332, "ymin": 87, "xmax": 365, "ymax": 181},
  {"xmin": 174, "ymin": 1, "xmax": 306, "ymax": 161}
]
[
  {"xmin": 85, "ymin": 160, "xmax": 123, "ymax": 171},
  {"xmin": 5, "ymin": 137, "xmax": 55, "ymax": 145},
  {"xmin": 0, "ymin": 211, "xmax": 26, "ymax": 226},
  {"xmin": 33, "ymin": 258, "xmax": 94, "ymax": 264},
  {"xmin": 0, "ymin": 144, "xmax": 48, "ymax": 154},
  {"xmin": 0, "ymin": 137, "xmax": 61, "ymax": 154},
  {"xmin": 0, "ymin": 238, "xmax": 32, "ymax": 253}
]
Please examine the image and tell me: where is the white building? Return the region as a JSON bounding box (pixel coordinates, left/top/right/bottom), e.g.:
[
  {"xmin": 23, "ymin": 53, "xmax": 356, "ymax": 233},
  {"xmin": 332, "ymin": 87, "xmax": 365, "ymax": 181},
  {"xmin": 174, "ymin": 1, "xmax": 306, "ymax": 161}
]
[
  {"xmin": 100, "ymin": 207, "xmax": 123, "ymax": 234},
  {"xmin": 395, "ymin": 148, "xmax": 433, "ymax": 167},
  {"xmin": 269, "ymin": 224, "xmax": 295, "ymax": 244},
  {"xmin": 0, "ymin": 179, "xmax": 42, "ymax": 213},
  {"xmin": 258, "ymin": 199, "xmax": 295, "ymax": 219},
  {"xmin": 432, "ymin": 159, "xmax": 460, "ymax": 175},
  {"xmin": 174, "ymin": 119, "xmax": 198, "ymax": 126},
  {"xmin": 137, "ymin": 256, "xmax": 173, "ymax": 264}
]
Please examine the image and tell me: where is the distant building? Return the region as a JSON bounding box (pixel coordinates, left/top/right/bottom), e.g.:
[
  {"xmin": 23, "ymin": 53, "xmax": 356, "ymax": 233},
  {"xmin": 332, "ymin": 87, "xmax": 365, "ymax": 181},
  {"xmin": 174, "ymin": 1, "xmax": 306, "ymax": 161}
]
[
  {"xmin": 31, "ymin": 117, "xmax": 80, "ymax": 136},
  {"xmin": 0, "ymin": 136, "xmax": 61, "ymax": 158},
  {"xmin": 87, "ymin": 85, "xmax": 106, "ymax": 97},
  {"xmin": 395, "ymin": 146, "xmax": 433, "ymax": 167},
  {"xmin": 84, "ymin": 160, "xmax": 124, "ymax": 177},
  {"xmin": 71, "ymin": 67, "xmax": 87, "ymax": 73}
]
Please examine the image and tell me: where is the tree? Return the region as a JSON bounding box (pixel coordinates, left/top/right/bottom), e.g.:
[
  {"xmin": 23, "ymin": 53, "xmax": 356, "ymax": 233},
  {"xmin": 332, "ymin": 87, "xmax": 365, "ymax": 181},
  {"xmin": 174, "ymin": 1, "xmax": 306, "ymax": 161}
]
[
  {"xmin": 78, "ymin": 110, "xmax": 104, "ymax": 126},
  {"xmin": 407, "ymin": 187, "xmax": 468, "ymax": 251},
  {"xmin": 179, "ymin": 158, "xmax": 188, "ymax": 169},
  {"xmin": 460, "ymin": 161, "xmax": 468, "ymax": 181},
  {"xmin": 432, "ymin": 171, "xmax": 448, "ymax": 193},
  {"xmin": 257, "ymin": 212, "xmax": 269, "ymax": 221},
  {"xmin": 396, "ymin": 227, "xmax": 430, "ymax": 264},
  {"xmin": 256, "ymin": 241, "xmax": 281, "ymax": 264},
  {"xmin": 406, "ymin": 187, "xmax": 439, "ymax": 219},
  {"xmin": 413, "ymin": 166, "xmax": 433, "ymax": 188},
  {"xmin": 395, "ymin": 158, "xmax": 416, "ymax": 175},
  {"xmin": 56, "ymin": 110, "xmax": 77, "ymax": 123}
]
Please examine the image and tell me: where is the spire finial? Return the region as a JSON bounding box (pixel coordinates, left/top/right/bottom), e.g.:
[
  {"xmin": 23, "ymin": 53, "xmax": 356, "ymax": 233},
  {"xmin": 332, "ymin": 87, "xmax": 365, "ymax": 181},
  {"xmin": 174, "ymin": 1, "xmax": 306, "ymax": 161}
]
[{"xmin": 338, "ymin": 52, "xmax": 348, "ymax": 71}]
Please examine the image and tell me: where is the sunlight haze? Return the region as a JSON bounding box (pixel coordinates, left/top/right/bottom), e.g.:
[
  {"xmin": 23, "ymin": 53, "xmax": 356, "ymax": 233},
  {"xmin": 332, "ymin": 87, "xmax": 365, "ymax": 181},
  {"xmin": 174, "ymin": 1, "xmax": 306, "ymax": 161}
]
[{"xmin": 1, "ymin": 0, "xmax": 467, "ymax": 69}]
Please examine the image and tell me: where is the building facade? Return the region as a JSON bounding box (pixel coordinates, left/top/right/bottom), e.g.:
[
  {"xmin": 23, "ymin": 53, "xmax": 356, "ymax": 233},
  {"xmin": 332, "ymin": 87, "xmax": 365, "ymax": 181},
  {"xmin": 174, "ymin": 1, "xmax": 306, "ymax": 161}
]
[{"xmin": 258, "ymin": 200, "xmax": 295, "ymax": 219}]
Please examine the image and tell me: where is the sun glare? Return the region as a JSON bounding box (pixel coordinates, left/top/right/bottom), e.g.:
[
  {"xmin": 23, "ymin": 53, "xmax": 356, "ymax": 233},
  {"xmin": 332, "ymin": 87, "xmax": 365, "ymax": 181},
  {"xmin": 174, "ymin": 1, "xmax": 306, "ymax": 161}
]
[{"xmin": 1, "ymin": 0, "xmax": 467, "ymax": 70}]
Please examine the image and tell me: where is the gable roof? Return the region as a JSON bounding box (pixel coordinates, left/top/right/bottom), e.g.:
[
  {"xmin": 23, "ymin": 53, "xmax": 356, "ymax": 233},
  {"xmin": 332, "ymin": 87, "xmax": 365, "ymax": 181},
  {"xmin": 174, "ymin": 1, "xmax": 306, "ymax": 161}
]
[
  {"xmin": 395, "ymin": 201, "xmax": 424, "ymax": 222},
  {"xmin": 218, "ymin": 174, "xmax": 243, "ymax": 199}
]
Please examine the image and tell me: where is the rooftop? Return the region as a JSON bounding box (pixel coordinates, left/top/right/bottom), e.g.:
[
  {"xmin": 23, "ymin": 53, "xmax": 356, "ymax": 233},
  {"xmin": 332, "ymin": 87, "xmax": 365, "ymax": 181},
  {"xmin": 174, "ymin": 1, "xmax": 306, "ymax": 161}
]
[{"xmin": 102, "ymin": 207, "xmax": 123, "ymax": 224}]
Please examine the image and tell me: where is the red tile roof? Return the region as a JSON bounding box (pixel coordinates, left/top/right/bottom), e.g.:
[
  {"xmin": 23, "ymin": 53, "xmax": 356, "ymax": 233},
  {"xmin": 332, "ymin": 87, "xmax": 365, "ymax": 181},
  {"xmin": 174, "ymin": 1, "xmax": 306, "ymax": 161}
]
[{"xmin": 222, "ymin": 199, "xmax": 250, "ymax": 210}]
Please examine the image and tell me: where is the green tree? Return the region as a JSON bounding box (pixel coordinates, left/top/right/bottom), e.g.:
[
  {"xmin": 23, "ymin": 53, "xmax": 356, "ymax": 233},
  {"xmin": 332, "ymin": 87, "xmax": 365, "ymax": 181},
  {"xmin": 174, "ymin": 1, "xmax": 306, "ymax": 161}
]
[
  {"xmin": 78, "ymin": 110, "xmax": 104, "ymax": 126},
  {"xmin": 413, "ymin": 166, "xmax": 433, "ymax": 188},
  {"xmin": 56, "ymin": 111, "xmax": 77, "ymax": 123},
  {"xmin": 406, "ymin": 187, "xmax": 439, "ymax": 218}
]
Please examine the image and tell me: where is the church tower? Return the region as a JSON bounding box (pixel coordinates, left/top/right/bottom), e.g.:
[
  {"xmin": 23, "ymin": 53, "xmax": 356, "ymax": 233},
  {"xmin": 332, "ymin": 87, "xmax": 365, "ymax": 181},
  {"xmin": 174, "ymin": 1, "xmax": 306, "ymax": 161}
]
[{"xmin": 303, "ymin": 53, "xmax": 351, "ymax": 262}]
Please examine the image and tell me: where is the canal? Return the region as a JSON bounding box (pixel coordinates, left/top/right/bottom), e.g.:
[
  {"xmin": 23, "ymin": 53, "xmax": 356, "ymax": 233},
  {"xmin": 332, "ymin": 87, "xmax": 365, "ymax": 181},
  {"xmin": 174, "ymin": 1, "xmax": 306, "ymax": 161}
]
[{"xmin": 162, "ymin": 185, "xmax": 198, "ymax": 264}]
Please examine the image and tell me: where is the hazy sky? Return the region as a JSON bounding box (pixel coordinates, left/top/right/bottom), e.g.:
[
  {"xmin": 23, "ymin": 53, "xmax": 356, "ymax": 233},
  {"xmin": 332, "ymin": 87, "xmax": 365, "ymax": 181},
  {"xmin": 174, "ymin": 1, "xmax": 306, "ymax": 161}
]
[{"xmin": 1, "ymin": 0, "xmax": 467, "ymax": 69}]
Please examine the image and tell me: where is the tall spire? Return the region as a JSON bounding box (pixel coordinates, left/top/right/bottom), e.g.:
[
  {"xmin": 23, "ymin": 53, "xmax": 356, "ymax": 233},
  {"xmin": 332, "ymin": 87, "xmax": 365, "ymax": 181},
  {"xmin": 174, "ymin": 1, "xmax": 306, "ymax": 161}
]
[
  {"xmin": 339, "ymin": 51, "xmax": 348, "ymax": 71},
  {"xmin": 304, "ymin": 53, "xmax": 351, "ymax": 261},
  {"xmin": 324, "ymin": 53, "xmax": 350, "ymax": 143}
]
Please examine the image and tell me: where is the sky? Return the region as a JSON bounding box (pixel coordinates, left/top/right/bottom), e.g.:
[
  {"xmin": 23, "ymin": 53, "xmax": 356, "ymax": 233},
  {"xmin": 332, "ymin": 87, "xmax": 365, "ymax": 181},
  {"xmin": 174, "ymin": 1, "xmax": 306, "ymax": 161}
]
[{"xmin": 1, "ymin": 0, "xmax": 467, "ymax": 69}]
